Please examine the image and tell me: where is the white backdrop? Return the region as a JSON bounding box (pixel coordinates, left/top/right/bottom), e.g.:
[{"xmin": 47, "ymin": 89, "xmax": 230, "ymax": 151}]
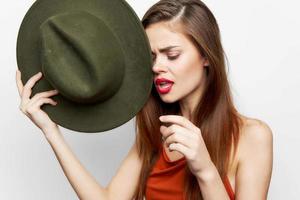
[{"xmin": 1, "ymin": 0, "xmax": 299, "ymax": 199}]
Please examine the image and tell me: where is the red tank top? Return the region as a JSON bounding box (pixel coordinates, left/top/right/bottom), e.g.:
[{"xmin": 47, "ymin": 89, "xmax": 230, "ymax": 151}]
[{"xmin": 145, "ymin": 144, "xmax": 235, "ymax": 200}]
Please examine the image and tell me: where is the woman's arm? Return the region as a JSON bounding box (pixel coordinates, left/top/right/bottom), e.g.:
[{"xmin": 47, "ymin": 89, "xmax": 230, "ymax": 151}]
[
  {"xmin": 235, "ymin": 120, "xmax": 273, "ymax": 199},
  {"xmin": 16, "ymin": 70, "xmax": 139, "ymax": 200},
  {"xmin": 44, "ymin": 126, "xmax": 109, "ymax": 200},
  {"xmin": 196, "ymin": 164, "xmax": 231, "ymax": 200},
  {"xmin": 195, "ymin": 119, "xmax": 273, "ymax": 200}
]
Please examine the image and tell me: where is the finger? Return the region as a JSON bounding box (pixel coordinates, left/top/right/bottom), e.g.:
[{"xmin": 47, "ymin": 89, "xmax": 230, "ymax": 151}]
[
  {"xmin": 29, "ymin": 89, "xmax": 59, "ymax": 105},
  {"xmin": 159, "ymin": 115, "xmax": 200, "ymax": 133},
  {"xmin": 22, "ymin": 72, "xmax": 43, "ymax": 100},
  {"xmin": 160, "ymin": 125, "xmax": 171, "ymax": 140},
  {"xmin": 36, "ymin": 98, "xmax": 57, "ymax": 107},
  {"xmin": 161, "ymin": 124, "xmax": 192, "ymax": 139},
  {"xmin": 169, "ymin": 143, "xmax": 191, "ymax": 158},
  {"xmin": 27, "ymin": 98, "xmax": 57, "ymax": 114},
  {"xmin": 16, "ymin": 69, "xmax": 24, "ymax": 97},
  {"xmin": 165, "ymin": 129, "xmax": 191, "ymax": 149}
]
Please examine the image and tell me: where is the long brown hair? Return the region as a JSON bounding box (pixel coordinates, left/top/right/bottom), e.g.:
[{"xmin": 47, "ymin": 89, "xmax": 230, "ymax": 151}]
[{"xmin": 133, "ymin": 0, "xmax": 244, "ymax": 199}]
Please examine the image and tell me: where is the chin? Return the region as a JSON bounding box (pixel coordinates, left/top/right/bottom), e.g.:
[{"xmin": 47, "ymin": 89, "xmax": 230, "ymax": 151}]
[{"xmin": 160, "ymin": 94, "xmax": 178, "ymax": 104}]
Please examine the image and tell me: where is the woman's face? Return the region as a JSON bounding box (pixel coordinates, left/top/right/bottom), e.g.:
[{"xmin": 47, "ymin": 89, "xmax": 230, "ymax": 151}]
[{"xmin": 145, "ymin": 22, "xmax": 209, "ymax": 104}]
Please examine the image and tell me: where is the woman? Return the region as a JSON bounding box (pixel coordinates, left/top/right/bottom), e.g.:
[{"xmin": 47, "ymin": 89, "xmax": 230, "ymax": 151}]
[{"xmin": 16, "ymin": 0, "xmax": 273, "ymax": 199}]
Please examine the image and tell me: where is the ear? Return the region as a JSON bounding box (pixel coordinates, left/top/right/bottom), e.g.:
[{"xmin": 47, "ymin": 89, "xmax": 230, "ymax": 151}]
[{"xmin": 203, "ymin": 58, "xmax": 209, "ymax": 67}]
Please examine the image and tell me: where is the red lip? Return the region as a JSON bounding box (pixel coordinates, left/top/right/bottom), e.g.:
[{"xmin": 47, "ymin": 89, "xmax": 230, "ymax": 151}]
[
  {"xmin": 155, "ymin": 77, "xmax": 174, "ymax": 85},
  {"xmin": 155, "ymin": 77, "xmax": 174, "ymax": 94}
]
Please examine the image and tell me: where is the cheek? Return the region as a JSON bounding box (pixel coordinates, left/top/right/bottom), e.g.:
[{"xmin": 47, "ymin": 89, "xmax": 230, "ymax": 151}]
[
  {"xmin": 173, "ymin": 56, "xmax": 206, "ymax": 90},
  {"xmin": 175, "ymin": 55, "xmax": 204, "ymax": 80}
]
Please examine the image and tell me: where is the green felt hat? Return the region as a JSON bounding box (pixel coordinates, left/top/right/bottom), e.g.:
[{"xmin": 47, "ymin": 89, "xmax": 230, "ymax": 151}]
[{"xmin": 16, "ymin": 0, "xmax": 153, "ymax": 133}]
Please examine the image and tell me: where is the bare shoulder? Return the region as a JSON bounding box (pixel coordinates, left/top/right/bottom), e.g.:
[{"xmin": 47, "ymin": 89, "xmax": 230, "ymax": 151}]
[
  {"xmin": 238, "ymin": 114, "xmax": 273, "ymax": 154},
  {"xmin": 234, "ymin": 115, "xmax": 273, "ymax": 198},
  {"xmin": 230, "ymin": 114, "xmax": 273, "ymax": 171}
]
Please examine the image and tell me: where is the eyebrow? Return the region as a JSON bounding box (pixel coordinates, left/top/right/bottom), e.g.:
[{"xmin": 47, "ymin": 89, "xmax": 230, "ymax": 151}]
[{"xmin": 151, "ymin": 46, "xmax": 180, "ymax": 54}]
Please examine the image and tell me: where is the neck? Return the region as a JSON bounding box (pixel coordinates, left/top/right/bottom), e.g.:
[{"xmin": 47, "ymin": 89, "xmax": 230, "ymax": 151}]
[
  {"xmin": 179, "ymin": 75, "xmax": 207, "ymax": 121},
  {"xmin": 179, "ymin": 96, "xmax": 201, "ymax": 123}
]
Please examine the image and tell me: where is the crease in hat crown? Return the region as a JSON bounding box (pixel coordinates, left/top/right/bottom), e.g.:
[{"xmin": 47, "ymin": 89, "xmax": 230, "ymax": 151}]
[
  {"xmin": 16, "ymin": 0, "xmax": 154, "ymax": 132},
  {"xmin": 39, "ymin": 10, "xmax": 125, "ymax": 104}
]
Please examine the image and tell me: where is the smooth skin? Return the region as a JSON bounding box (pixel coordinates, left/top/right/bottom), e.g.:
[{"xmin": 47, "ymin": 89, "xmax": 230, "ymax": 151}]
[{"xmin": 16, "ymin": 23, "xmax": 272, "ymax": 200}]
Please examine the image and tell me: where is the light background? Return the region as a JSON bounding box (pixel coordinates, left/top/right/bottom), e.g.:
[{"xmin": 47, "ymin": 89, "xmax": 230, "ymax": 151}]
[{"xmin": 1, "ymin": 0, "xmax": 299, "ymax": 199}]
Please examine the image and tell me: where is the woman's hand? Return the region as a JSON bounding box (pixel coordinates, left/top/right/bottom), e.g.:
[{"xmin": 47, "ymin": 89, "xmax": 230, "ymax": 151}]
[
  {"xmin": 159, "ymin": 115, "xmax": 214, "ymax": 178},
  {"xmin": 16, "ymin": 69, "xmax": 60, "ymax": 134}
]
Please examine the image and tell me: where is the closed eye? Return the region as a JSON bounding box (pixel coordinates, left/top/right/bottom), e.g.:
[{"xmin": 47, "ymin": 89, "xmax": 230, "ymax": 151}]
[
  {"xmin": 168, "ymin": 55, "xmax": 180, "ymax": 60},
  {"xmin": 151, "ymin": 52, "xmax": 180, "ymax": 61}
]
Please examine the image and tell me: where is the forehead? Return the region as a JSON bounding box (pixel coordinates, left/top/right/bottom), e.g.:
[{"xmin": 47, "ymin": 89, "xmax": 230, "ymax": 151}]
[{"xmin": 145, "ymin": 22, "xmax": 188, "ymax": 51}]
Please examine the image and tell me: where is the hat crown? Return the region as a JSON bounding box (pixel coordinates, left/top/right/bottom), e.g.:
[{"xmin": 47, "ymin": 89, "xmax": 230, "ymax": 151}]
[
  {"xmin": 17, "ymin": 0, "xmax": 153, "ymax": 132},
  {"xmin": 40, "ymin": 11, "xmax": 125, "ymax": 104}
]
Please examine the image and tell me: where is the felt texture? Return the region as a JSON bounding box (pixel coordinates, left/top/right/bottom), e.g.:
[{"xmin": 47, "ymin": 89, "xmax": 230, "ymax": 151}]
[{"xmin": 16, "ymin": 0, "xmax": 153, "ymax": 133}]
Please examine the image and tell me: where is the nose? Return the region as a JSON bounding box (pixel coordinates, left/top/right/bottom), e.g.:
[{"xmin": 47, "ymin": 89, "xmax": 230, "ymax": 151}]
[{"xmin": 152, "ymin": 58, "xmax": 168, "ymax": 74}]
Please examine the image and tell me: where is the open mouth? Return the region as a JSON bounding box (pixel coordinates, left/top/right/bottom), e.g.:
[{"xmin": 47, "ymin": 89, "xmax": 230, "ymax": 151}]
[
  {"xmin": 156, "ymin": 82, "xmax": 173, "ymax": 94},
  {"xmin": 159, "ymin": 82, "xmax": 173, "ymax": 88}
]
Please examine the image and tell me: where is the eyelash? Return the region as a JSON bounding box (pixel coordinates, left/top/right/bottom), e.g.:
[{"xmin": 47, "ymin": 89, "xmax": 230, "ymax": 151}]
[
  {"xmin": 168, "ymin": 55, "xmax": 179, "ymax": 60},
  {"xmin": 152, "ymin": 55, "xmax": 180, "ymax": 61}
]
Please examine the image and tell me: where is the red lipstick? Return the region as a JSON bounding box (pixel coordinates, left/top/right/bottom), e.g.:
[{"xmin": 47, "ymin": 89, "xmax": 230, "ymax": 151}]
[{"xmin": 155, "ymin": 78, "xmax": 174, "ymax": 94}]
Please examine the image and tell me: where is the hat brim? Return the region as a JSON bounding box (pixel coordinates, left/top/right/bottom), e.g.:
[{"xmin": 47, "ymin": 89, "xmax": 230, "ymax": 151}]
[{"xmin": 17, "ymin": 0, "xmax": 153, "ymax": 133}]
